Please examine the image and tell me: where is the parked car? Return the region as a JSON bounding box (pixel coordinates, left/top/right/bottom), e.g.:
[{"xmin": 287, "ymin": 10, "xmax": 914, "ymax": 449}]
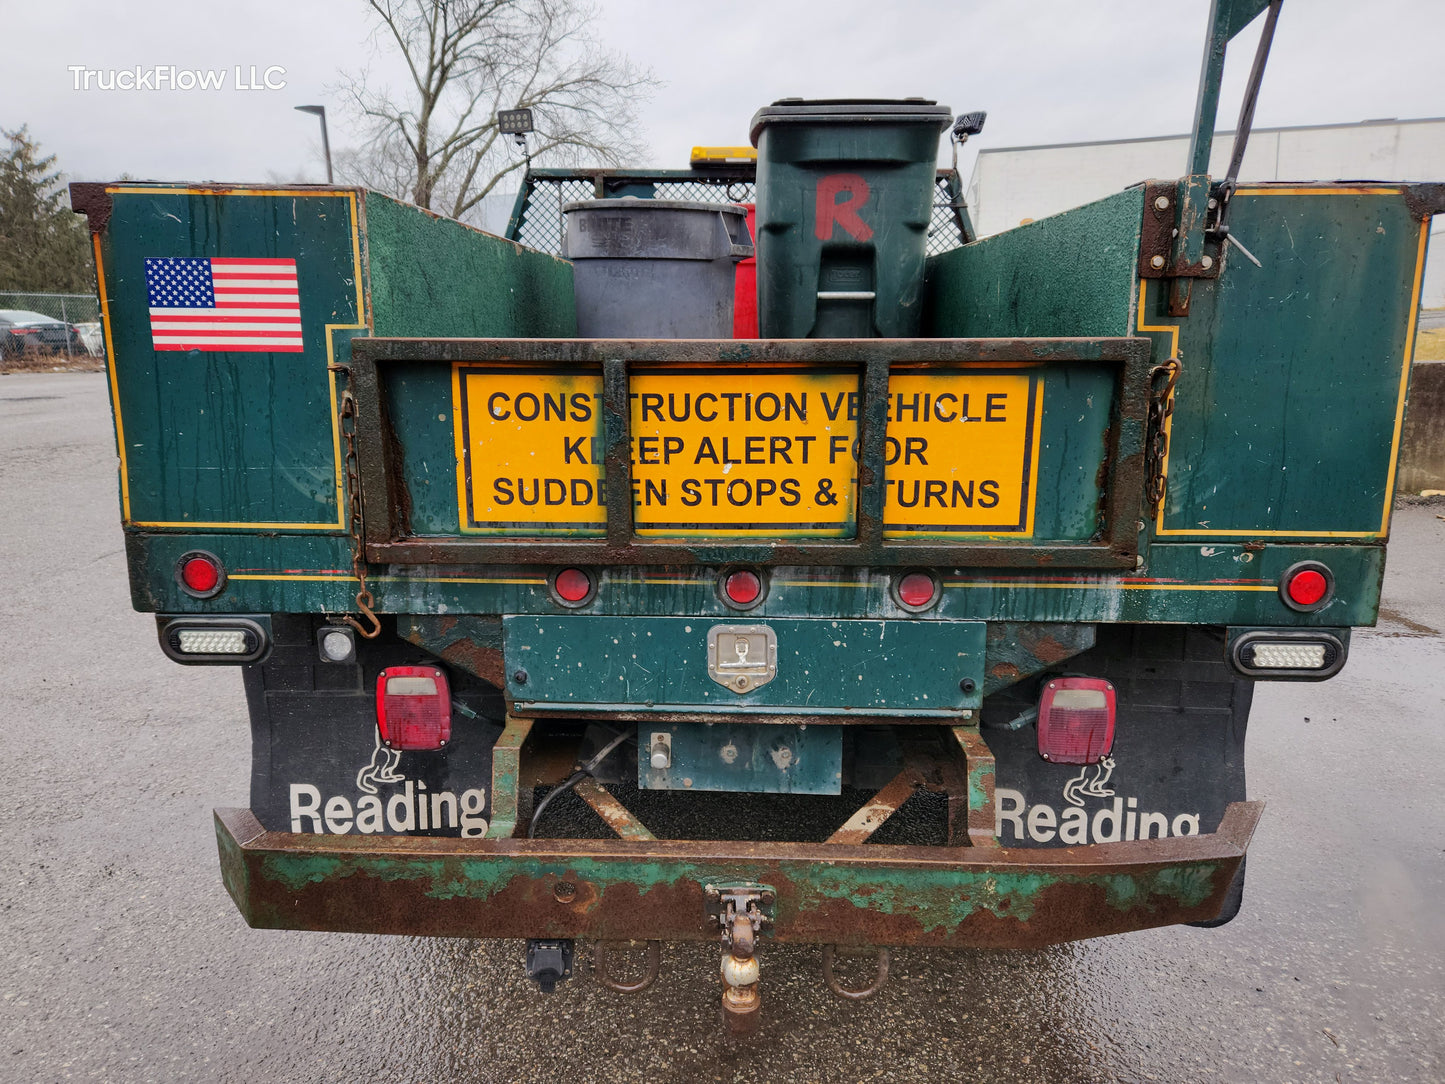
[
  {"xmin": 0, "ymin": 310, "xmax": 83, "ymax": 358},
  {"xmin": 72, "ymin": 322, "xmax": 105, "ymax": 357}
]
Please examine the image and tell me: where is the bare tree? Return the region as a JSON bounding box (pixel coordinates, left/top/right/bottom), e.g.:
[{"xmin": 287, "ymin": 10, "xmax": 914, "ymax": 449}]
[{"xmin": 336, "ymin": 0, "xmax": 656, "ymax": 223}]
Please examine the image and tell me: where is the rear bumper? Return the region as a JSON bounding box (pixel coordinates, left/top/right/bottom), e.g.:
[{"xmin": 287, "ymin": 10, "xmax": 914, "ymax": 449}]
[{"xmin": 215, "ymin": 801, "xmax": 1262, "ymax": 949}]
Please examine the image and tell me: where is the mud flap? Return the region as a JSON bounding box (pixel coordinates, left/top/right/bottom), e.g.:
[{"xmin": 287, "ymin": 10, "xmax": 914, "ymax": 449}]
[
  {"xmin": 244, "ymin": 615, "xmax": 504, "ymax": 838},
  {"xmin": 982, "ymin": 624, "xmax": 1250, "ymax": 924}
]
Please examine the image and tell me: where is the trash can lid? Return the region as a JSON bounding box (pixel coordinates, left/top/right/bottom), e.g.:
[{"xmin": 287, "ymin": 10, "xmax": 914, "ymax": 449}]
[
  {"xmin": 749, "ymin": 98, "xmax": 953, "ymax": 147},
  {"xmin": 562, "ymin": 197, "xmax": 749, "ymax": 216}
]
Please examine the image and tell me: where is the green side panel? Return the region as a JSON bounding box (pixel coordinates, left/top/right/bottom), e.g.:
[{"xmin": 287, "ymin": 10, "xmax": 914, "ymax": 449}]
[
  {"xmin": 502, "ymin": 616, "xmax": 985, "ymax": 717},
  {"xmin": 1155, "ymin": 190, "xmax": 1422, "ymax": 537},
  {"xmin": 99, "ymin": 188, "xmax": 363, "ymax": 527},
  {"xmin": 923, "ymin": 188, "xmax": 1144, "ymax": 337},
  {"xmin": 363, "ymin": 193, "xmax": 577, "ymax": 337}
]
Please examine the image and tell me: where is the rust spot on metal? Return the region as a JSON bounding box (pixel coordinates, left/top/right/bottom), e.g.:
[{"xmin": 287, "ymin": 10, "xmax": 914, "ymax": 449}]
[
  {"xmin": 214, "ymin": 802, "xmax": 1264, "ymax": 949},
  {"xmin": 827, "ymin": 770, "xmax": 919, "ymax": 844},
  {"xmin": 573, "ymin": 778, "xmax": 656, "ymax": 841},
  {"xmin": 68, "ymin": 183, "xmax": 113, "ymax": 234},
  {"xmin": 989, "ymin": 662, "xmax": 1023, "ymax": 681}
]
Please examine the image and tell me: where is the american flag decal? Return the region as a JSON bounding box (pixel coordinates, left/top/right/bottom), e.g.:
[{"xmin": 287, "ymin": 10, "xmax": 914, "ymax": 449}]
[{"xmin": 144, "ymin": 256, "xmax": 303, "ymax": 352}]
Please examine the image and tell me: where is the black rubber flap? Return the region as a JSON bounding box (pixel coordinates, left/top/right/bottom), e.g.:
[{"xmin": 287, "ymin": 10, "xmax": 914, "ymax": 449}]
[{"xmin": 749, "ymin": 98, "xmax": 953, "ymax": 146}]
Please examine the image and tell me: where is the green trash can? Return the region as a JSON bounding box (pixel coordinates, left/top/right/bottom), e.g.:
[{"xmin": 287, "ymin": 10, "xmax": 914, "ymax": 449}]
[{"xmin": 749, "ymin": 98, "xmax": 952, "ymax": 338}]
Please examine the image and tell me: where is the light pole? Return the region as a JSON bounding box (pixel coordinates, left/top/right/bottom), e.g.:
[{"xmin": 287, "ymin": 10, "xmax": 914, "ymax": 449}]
[{"xmin": 294, "ymin": 105, "xmax": 333, "ymax": 184}]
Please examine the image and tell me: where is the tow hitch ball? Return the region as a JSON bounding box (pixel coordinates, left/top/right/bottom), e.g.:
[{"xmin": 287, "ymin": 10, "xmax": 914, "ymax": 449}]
[{"xmin": 706, "ymin": 883, "xmax": 774, "ymax": 1035}]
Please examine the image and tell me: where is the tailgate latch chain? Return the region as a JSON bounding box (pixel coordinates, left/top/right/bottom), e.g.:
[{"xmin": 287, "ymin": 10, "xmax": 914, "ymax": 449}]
[{"xmin": 332, "ymin": 371, "xmax": 382, "ymax": 639}]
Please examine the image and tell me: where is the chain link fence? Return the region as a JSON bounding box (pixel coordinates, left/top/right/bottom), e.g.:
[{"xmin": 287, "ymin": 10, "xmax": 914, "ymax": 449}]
[
  {"xmin": 507, "ymin": 172, "xmax": 971, "ymax": 258},
  {"xmin": 0, "ymin": 292, "xmax": 104, "ymax": 360}
]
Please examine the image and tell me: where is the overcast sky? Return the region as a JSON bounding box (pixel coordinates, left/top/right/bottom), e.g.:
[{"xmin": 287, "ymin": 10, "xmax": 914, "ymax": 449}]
[{"xmin": 5, "ymin": 0, "xmax": 1442, "ymax": 196}]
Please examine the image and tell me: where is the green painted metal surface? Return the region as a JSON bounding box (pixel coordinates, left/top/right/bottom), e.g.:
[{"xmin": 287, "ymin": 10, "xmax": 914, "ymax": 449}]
[
  {"xmin": 98, "ymin": 186, "xmax": 364, "ymax": 529},
  {"xmin": 90, "ymin": 182, "xmax": 1426, "ymax": 647},
  {"xmin": 501, "ymin": 616, "xmax": 986, "ymax": 716},
  {"xmin": 364, "ymin": 194, "xmax": 576, "ymax": 338},
  {"xmin": 638, "ymin": 723, "xmax": 843, "ymax": 794},
  {"xmin": 923, "ymin": 188, "xmax": 1144, "ymax": 338},
  {"xmin": 93, "ymin": 185, "xmax": 576, "ymax": 535},
  {"xmin": 128, "ymin": 529, "xmax": 1385, "ymax": 628},
  {"xmin": 1145, "ymin": 189, "xmax": 1423, "ymax": 538},
  {"xmin": 1188, "ymin": 0, "xmax": 1274, "ymax": 176}
]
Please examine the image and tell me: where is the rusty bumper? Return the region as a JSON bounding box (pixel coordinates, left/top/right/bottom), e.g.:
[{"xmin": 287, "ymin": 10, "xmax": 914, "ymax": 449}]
[{"xmin": 216, "ymin": 801, "xmax": 1261, "ymax": 949}]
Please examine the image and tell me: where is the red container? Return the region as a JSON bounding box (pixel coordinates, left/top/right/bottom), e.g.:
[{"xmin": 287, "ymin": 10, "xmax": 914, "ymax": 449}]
[{"xmin": 733, "ymin": 204, "xmax": 758, "ymax": 338}]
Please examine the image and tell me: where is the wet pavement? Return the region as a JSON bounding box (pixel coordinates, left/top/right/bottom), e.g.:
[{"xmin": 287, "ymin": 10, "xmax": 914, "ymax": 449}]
[{"xmin": 2, "ymin": 371, "xmax": 1442, "ymax": 1083}]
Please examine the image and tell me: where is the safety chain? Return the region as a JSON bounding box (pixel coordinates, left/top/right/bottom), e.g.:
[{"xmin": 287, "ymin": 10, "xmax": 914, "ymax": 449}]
[
  {"xmin": 1144, "ymin": 357, "xmax": 1182, "ymax": 518},
  {"xmin": 332, "ymin": 367, "xmax": 382, "ymax": 639}
]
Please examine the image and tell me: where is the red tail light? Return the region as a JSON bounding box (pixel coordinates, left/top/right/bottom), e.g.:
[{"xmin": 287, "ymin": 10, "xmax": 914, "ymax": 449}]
[
  {"xmin": 723, "ymin": 569, "xmax": 762, "ymax": 606},
  {"xmin": 1280, "ymin": 561, "xmax": 1333, "ymax": 610},
  {"xmin": 553, "ymin": 567, "xmax": 593, "ymax": 604},
  {"xmin": 895, "ymin": 571, "xmax": 938, "ymax": 610},
  {"xmin": 376, "ymin": 665, "xmax": 451, "ymax": 750},
  {"xmin": 176, "ymin": 550, "xmax": 225, "ymax": 598},
  {"xmin": 1037, "ymin": 677, "xmax": 1116, "ymax": 764}
]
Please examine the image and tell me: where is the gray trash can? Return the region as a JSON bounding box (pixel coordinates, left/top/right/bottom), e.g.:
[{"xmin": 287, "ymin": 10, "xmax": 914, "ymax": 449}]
[{"xmin": 562, "ymin": 198, "xmax": 753, "ymax": 338}]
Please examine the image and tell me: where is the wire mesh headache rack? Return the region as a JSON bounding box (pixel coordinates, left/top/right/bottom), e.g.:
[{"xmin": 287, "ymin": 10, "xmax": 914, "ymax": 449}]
[{"xmin": 504, "ymin": 167, "xmax": 974, "ymax": 257}]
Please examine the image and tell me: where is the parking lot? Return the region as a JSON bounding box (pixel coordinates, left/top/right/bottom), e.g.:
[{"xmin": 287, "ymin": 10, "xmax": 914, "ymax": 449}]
[{"xmin": 2, "ymin": 371, "xmax": 1441, "ymax": 1083}]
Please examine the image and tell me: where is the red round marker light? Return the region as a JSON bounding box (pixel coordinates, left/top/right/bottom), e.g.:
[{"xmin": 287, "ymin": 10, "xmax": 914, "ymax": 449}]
[
  {"xmin": 1286, "ymin": 568, "xmax": 1328, "ymax": 607},
  {"xmin": 179, "ymin": 554, "xmax": 222, "ymax": 596},
  {"xmin": 897, "ymin": 571, "xmax": 938, "ymax": 609},
  {"xmin": 554, "ymin": 568, "xmax": 592, "ymax": 603},
  {"xmin": 724, "ymin": 570, "xmax": 762, "ymax": 606}
]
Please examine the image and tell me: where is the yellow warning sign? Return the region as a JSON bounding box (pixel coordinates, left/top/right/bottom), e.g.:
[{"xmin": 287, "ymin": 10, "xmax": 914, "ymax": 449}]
[
  {"xmin": 628, "ymin": 366, "xmax": 859, "ymax": 536},
  {"xmin": 453, "ymin": 366, "xmax": 607, "ymax": 534},
  {"xmin": 453, "ymin": 363, "xmax": 1041, "ymax": 538},
  {"xmin": 883, "ymin": 370, "xmax": 1042, "ymax": 536}
]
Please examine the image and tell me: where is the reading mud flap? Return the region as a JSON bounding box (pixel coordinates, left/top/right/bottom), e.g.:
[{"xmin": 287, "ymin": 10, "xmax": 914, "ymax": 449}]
[{"xmin": 215, "ymin": 801, "xmax": 1261, "ymax": 948}]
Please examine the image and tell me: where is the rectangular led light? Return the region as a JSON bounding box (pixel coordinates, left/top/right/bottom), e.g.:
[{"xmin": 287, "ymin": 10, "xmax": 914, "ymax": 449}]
[
  {"xmin": 1248, "ymin": 642, "xmax": 1327, "ymax": 669},
  {"xmin": 157, "ymin": 616, "xmax": 270, "ymax": 665},
  {"xmin": 177, "ymin": 628, "xmax": 252, "ymax": 654},
  {"xmin": 1229, "ymin": 630, "xmax": 1346, "ymax": 680},
  {"xmin": 497, "ymin": 108, "xmax": 533, "ymax": 134}
]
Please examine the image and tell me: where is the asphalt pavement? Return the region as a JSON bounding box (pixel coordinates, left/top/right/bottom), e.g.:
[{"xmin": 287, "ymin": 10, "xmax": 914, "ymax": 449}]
[{"xmin": 2, "ymin": 371, "xmax": 1442, "ymax": 1084}]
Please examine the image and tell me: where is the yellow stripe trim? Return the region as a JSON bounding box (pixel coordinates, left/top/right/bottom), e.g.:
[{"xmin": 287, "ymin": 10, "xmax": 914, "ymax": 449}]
[
  {"xmin": 943, "ymin": 581, "xmax": 1276, "ymax": 592},
  {"xmin": 1379, "ymin": 219, "xmax": 1431, "ymax": 533},
  {"xmin": 226, "ymin": 572, "xmax": 1268, "ymax": 593},
  {"xmin": 93, "ymin": 232, "xmax": 131, "ymax": 522},
  {"xmin": 1023, "ymin": 377, "xmax": 1044, "ymax": 536},
  {"xmin": 101, "ymin": 188, "xmax": 366, "ymax": 530},
  {"xmin": 106, "ymin": 186, "xmax": 355, "ymax": 198},
  {"xmin": 1231, "ymin": 186, "xmax": 1404, "ymax": 197},
  {"xmin": 228, "ymin": 574, "xmax": 357, "ymax": 582}
]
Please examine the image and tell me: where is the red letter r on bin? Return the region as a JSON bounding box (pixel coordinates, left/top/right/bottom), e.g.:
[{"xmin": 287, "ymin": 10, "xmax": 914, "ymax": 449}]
[{"xmin": 815, "ymin": 174, "xmax": 874, "ymax": 242}]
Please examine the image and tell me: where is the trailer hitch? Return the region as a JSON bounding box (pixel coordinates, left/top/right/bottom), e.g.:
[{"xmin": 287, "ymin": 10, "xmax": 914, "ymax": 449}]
[{"xmin": 706, "ymin": 882, "xmax": 773, "ymax": 1035}]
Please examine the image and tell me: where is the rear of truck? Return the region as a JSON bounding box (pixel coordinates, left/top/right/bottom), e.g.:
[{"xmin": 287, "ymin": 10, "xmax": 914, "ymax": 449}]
[{"xmin": 69, "ymin": 37, "xmax": 1440, "ymax": 1027}]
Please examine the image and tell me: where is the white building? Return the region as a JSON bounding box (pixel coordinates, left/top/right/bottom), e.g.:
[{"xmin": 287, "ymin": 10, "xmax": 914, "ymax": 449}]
[{"xmin": 965, "ymin": 117, "xmax": 1445, "ymax": 308}]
